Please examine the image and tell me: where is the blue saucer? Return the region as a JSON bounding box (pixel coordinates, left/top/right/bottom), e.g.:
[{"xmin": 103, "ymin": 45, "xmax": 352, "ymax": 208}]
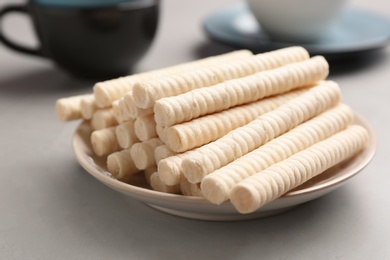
[{"xmin": 203, "ymin": 3, "xmax": 390, "ymax": 57}]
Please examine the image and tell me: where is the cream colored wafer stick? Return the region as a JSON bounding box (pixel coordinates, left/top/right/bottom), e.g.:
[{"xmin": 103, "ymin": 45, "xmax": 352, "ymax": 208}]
[
  {"xmin": 115, "ymin": 97, "xmax": 132, "ymax": 122},
  {"xmin": 130, "ymin": 138, "xmax": 163, "ymax": 170},
  {"xmin": 182, "ymin": 81, "xmax": 341, "ymax": 184},
  {"xmin": 134, "ymin": 114, "xmax": 158, "ymax": 141},
  {"xmin": 134, "ymin": 46, "xmax": 309, "ymax": 109},
  {"xmin": 159, "ymin": 85, "xmax": 335, "ymax": 186},
  {"xmin": 123, "ymin": 92, "xmax": 154, "ymax": 118},
  {"xmin": 179, "ymin": 180, "xmax": 192, "ymax": 196},
  {"xmin": 156, "ymin": 124, "xmax": 168, "ymax": 143},
  {"xmin": 94, "ymin": 77, "xmax": 129, "ymax": 108},
  {"xmin": 154, "ymin": 145, "xmax": 177, "ymax": 165},
  {"xmin": 115, "ymin": 98, "xmax": 126, "ymax": 121},
  {"xmin": 230, "ymin": 125, "xmax": 369, "ymax": 214},
  {"xmin": 115, "ymin": 121, "xmax": 139, "ymax": 149},
  {"xmin": 80, "ymin": 94, "xmax": 98, "ymax": 120},
  {"xmin": 201, "ymin": 104, "xmax": 354, "ymax": 204},
  {"xmin": 111, "ymin": 100, "xmax": 124, "ymax": 123},
  {"xmin": 150, "ymin": 172, "xmax": 180, "ymax": 194},
  {"xmin": 158, "ymin": 85, "xmax": 321, "ymax": 186},
  {"xmin": 93, "ymin": 50, "xmax": 253, "ymax": 108},
  {"xmin": 189, "ymin": 183, "xmax": 203, "ymax": 197},
  {"xmin": 178, "ymin": 179, "xmax": 203, "ymax": 197},
  {"xmin": 107, "ymin": 149, "xmax": 139, "ymax": 180},
  {"xmin": 91, "ymin": 127, "xmax": 121, "ymax": 156},
  {"xmin": 154, "ymin": 56, "xmax": 328, "ymax": 127},
  {"xmin": 91, "ymin": 108, "xmax": 118, "ymax": 130},
  {"xmin": 116, "ymin": 92, "xmax": 138, "ymax": 120},
  {"xmin": 56, "ymin": 94, "xmax": 92, "ymax": 122},
  {"xmin": 144, "ymin": 166, "xmax": 157, "ymax": 186},
  {"xmin": 165, "ymin": 89, "xmax": 308, "ymax": 152},
  {"xmin": 157, "ymin": 152, "xmax": 191, "ymax": 186}
]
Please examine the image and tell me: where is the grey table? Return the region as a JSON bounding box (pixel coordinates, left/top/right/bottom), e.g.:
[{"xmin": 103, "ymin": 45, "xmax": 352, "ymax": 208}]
[{"xmin": 1, "ymin": 0, "xmax": 389, "ymax": 259}]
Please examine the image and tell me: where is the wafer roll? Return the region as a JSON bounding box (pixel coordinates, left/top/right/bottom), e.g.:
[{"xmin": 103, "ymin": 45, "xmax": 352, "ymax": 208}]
[
  {"xmin": 189, "ymin": 183, "xmax": 203, "ymax": 197},
  {"xmin": 115, "ymin": 121, "xmax": 139, "ymax": 149},
  {"xmin": 111, "ymin": 100, "xmax": 124, "ymax": 123},
  {"xmin": 157, "ymin": 152, "xmax": 191, "ymax": 186},
  {"xmin": 123, "ymin": 92, "xmax": 154, "ymax": 118},
  {"xmin": 201, "ymin": 104, "xmax": 354, "ymax": 204},
  {"xmin": 178, "ymin": 180, "xmax": 202, "ymax": 197},
  {"xmin": 115, "ymin": 96, "xmax": 131, "ymax": 122},
  {"xmin": 155, "ymin": 56, "xmax": 328, "ymax": 126},
  {"xmin": 179, "ymin": 180, "xmax": 193, "ymax": 196},
  {"xmin": 91, "ymin": 127, "xmax": 121, "ymax": 156},
  {"xmin": 130, "ymin": 138, "xmax": 163, "ymax": 170},
  {"xmin": 145, "ymin": 166, "xmax": 157, "ymax": 186},
  {"xmin": 56, "ymin": 94, "xmax": 92, "ymax": 122},
  {"xmin": 230, "ymin": 125, "xmax": 369, "ymax": 213},
  {"xmin": 80, "ymin": 94, "xmax": 98, "ymax": 120},
  {"xmin": 134, "ymin": 114, "xmax": 158, "ymax": 141},
  {"xmin": 93, "ymin": 50, "xmax": 253, "ymax": 108},
  {"xmin": 134, "ymin": 46, "xmax": 310, "ymax": 109},
  {"xmin": 107, "ymin": 149, "xmax": 139, "ymax": 179},
  {"xmin": 156, "ymin": 124, "xmax": 168, "ymax": 143},
  {"xmin": 150, "ymin": 172, "xmax": 181, "ymax": 194},
  {"xmin": 165, "ymin": 89, "xmax": 307, "ymax": 152},
  {"xmin": 91, "ymin": 108, "xmax": 118, "ymax": 130},
  {"xmin": 154, "ymin": 145, "xmax": 177, "ymax": 164},
  {"xmin": 115, "ymin": 97, "xmax": 126, "ymax": 121},
  {"xmin": 182, "ymin": 81, "xmax": 341, "ymax": 184}
]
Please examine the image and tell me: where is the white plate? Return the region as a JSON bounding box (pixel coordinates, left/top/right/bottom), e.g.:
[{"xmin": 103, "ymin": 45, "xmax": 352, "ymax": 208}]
[
  {"xmin": 72, "ymin": 113, "xmax": 376, "ymax": 221},
  {"xmin": 203, "ymin": 4, "xmax": 390, "ymax": 58}
]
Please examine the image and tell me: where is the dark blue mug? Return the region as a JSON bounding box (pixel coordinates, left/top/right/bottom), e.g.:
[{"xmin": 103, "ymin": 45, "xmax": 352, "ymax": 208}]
[{"xmin": 0, "ymin": 0, "xmax": 159, "ymax": 79}]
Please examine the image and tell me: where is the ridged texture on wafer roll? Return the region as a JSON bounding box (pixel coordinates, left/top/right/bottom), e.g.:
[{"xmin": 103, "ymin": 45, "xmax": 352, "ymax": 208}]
[
  {"xmin": 130, "ymin": 138, "xmax": 163, "ymax": 170},
  {"xmin": 165, "ymin": 89, "xmax": 307, "ymax": 152},
  {"xmin": 150, "ymin": 172, "xmax": 180, "ymax": 194},
  {"xmin": 56, "ymin": 94, "xmax": 92, "ymax": 122},
  {"xmin": 154, "ymin": 56, "xmax": 328, "ymax": 126},
  {"xmin": 182, "ymin": 81, "xmax": 341, "ymax": 184},
  {"xmin": 91, "ymin": 127, "xmax": 121, "ymax": 156},
  {"xmin": 134, "ymin": 47, "xmax": 310, "ymax": 109},
  {"xmin": 114, "ymin": 97, "xmax": 127, "ymax": 121},
  {"xmin": 134, "ymin": 114, "xmax": 158, "ymax": 141},
  {"xmin": 111, "ymin": 100, "xmax": 124, "ymax": 123},
  {"xmin": 93, "ymin": 50, "xmax": 253, "ymax": 108},
  {"xmin": 115, "ymin": 121, "xmax": 139, "ymax": 149},
  {"xmin": 80, "ymin": 95, "xmax": 98, "ymax": 120},
  {"xmin": 154, "ymin": 145, "xmax": 177, "ymax": 164},
  {"xmin": 91, "ymin": 108, "xmax": 118, "ymax": 130},
  {"xmin": 201, "ymin": 104, "xmax": 354, "ymax": 204},
  {"xmin": 123, "ymin": 92, "xmax": 154, "ymax": 118},
  {"xmin": 107, "ymin": 149, "xmax": 139, "ymax": 179},
  {"xmin": 156, "ymin": 124, "xmax": 168, "ymax": 143},
  {"xmin": 230, "ymin": 125, "xmax": 369, "ymax": 213},
  {"xmin": 94, "ymin": 77, "xmax": 135, "ymax": 109},
  {"xmin": 158, "ymin": 152, "xmax": 191, "ymax": 186},
  {"xmin": 115, "ymin": 97, "xmax": 127, "ymax": 121}
]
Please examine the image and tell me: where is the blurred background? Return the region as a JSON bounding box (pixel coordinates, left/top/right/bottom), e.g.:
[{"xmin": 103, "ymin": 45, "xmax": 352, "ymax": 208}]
[{"xmin": 0, "ymin": 0, "xmax": 389, "ymax": 79}]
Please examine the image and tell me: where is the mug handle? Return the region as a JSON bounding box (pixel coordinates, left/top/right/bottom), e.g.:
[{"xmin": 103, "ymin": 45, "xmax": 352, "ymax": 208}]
[{"xmin": 0, "ymin": 5, "xmax": 43, "ymax": 56}]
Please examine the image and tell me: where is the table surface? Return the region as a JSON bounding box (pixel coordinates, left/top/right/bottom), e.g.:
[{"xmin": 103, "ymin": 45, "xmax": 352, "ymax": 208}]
[{"xmin": 1, "ymin": 0, "xmax": 390, "ymax": 259}]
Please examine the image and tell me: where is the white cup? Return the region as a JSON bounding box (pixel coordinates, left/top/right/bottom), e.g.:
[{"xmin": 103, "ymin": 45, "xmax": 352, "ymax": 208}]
[{"xmin": 246, "ymin": 0, "xmax": 347, "ymax": 42}]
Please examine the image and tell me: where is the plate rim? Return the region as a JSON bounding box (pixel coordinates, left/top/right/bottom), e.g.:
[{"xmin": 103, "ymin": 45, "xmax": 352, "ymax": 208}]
[{"xmin": 72, "ymin": 111, "xmax": 376, "ymax": 211}]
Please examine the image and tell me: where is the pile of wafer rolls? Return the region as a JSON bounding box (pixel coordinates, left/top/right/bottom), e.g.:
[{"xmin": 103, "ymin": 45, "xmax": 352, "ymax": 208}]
[{"xmin": 56, "ymin": 46, "xmax": 369, "ymax": 214}]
